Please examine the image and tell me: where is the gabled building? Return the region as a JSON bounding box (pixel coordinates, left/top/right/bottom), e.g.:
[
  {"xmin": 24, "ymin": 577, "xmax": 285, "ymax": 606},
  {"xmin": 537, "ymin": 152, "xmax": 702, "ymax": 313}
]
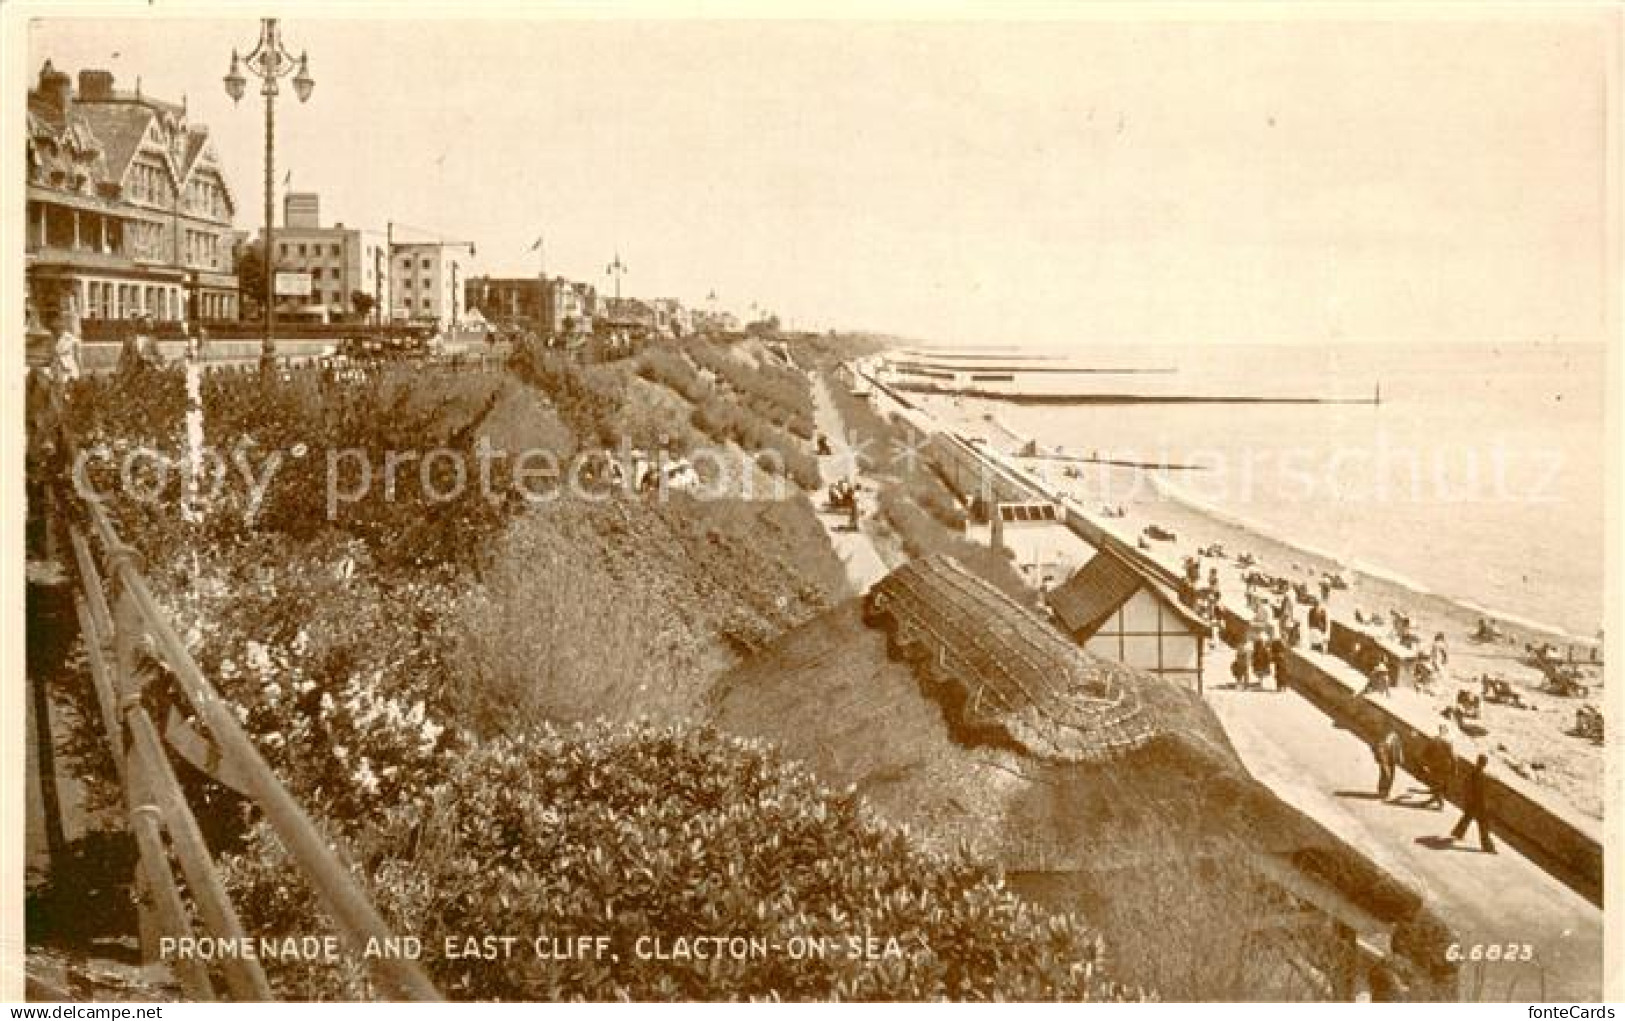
[
  {"xmin": 25, "ymin": 62, "xmax": 240, "ymax": 330},
  {"xmin": 1046, "ymin": 545, "xmax": 1209, "ymax": 690}
]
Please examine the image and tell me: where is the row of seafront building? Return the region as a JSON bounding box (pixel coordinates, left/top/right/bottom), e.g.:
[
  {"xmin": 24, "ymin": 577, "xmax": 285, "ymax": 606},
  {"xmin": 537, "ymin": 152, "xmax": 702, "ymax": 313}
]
[
  {"xmin": 25, "ymin": 58, "xmax": 742, "ymax": 348},
  {"xmin": 24, "ymin": 60, "xmax": 469, "ymax": 337},
  {"xmin": 464, "ymin": 276, "xmax": 739, "ymax": 343}
]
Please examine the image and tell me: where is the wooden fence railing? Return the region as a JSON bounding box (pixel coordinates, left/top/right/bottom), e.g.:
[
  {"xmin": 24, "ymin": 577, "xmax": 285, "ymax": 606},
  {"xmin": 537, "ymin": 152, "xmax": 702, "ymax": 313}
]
[{"xmin": 39, "ymin": 384, "xmax": 443, "ymax": 1002}]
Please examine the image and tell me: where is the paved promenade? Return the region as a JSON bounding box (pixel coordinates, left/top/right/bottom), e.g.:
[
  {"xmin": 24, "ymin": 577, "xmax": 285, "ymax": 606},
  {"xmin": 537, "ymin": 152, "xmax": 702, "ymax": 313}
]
[
  {"xmin": 1206, "ymin": 661, "xmax": 1603, "ymax": 1001},
  {"xmin": 809, "ymin": 374, "xmax": 889, "ymax": 596}
]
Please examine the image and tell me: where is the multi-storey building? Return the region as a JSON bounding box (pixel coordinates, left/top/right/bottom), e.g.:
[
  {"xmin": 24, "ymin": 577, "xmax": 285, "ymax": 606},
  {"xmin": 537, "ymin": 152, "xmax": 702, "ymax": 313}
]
[
  {"xmin": 260, "ymin": 192, "xmax": 390, "ymax": 321},
  {"xmin": 25, "ymin": 61, "xmax": 240, "ymax": 330},
  {"xmin": 542, "ymin": 277, "xmax": 596, "ymax": 337},
  {"xmin": 391, "ymin": 242, "xmax": 474, "ymax": 326},
  {"xmin": 464, "ymin": 274, "xmax": 595, "ymax": 337},
  {"xmin": 649, "ymin": 298, "xmax": 691, "ymax": 338},
  {"xmin": 465, "ymin": 276, "xmax": 544, "ymax": 331}
]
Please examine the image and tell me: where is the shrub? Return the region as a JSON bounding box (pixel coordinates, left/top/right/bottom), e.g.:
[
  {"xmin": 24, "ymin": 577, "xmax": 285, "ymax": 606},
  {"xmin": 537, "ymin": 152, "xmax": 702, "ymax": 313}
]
[
  {"xmin": 508, "ymin": 343, "xmax": 626, "ymax": 450},
  {"xmin": 222, "ymin": 722, "xmax": 1143, "ymax": 1002},
  {"xmin": 636, "ymin": 347, "xmax": 711, "ymax": 405},
  {"xmin": 683, "ymin": 341, "xmax": 815, "ymax": 437},
  {"xmin": 690, "ymin": 394, "xmax": 818, "ymax": 491}
]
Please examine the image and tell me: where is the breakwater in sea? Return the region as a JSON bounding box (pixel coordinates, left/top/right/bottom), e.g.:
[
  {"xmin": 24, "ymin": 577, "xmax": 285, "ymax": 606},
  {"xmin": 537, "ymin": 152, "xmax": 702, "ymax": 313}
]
[{"xmin": 924, "ymin": 343, "xmax": 1606, "ymax": 640}]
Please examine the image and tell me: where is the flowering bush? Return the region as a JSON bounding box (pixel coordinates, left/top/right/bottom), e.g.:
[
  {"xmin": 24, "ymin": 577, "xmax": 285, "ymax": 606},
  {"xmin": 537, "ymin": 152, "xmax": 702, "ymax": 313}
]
[
  {"xmin": 222, "ymin": 722, "xmax": 1144, "ymax": 1002},
  {"xmin": 138, "ymin": 534, "xmax": 462, "ymax": 843}
]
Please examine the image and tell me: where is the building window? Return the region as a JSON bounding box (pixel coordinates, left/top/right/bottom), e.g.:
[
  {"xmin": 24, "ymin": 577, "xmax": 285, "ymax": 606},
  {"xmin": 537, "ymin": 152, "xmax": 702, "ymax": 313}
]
[
  {"xmin": 280, "ymin": 243, "xmax": 289, "ymax": 258},
  {"xmin": 297, "ymin": 244, "xmax": 307, "ymax": 257},
  {"xmin": 421, "ymin": 258, "xmax": 430, "ymax": 270},
  {"xmin": 421, "ymin": 277, "xmax": 431, "ymax": 290},
  {"xmin": 312, "ymin": 266, "xmax": 323, "ymax": 280}
]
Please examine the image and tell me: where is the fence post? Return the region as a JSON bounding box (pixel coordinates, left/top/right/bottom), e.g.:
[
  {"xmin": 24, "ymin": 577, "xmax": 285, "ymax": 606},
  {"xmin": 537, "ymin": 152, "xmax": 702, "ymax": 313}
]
[
  {"xmin": 108, "ymin": 570, "xmax": 162, "ymax": 966},
  {"xmin": 28, "ymin": 648, "xmax": 68, "ymax": 867}
]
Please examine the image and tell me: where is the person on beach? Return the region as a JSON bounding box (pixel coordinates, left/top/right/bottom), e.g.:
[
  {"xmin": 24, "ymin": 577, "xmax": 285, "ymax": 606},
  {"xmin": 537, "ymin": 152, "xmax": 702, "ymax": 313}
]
[
  {"xmin": 1373, "ymin": 729, "xmax": 1406, "ymax": 800},
  {"xmin": 1230, "ymin": 648, "xmax": 1249, "ymax": 688},
  {"xmin": 1431, "ymin": 632, "xmax": 1450, "ymax": 673},
  {"xmin": 1448, "ymin": 753, "xmax": 1497, "ymax": 853},
  {"xmin": 1420, "ymin": 724, "xmax": 1455, "ymax": 810}
]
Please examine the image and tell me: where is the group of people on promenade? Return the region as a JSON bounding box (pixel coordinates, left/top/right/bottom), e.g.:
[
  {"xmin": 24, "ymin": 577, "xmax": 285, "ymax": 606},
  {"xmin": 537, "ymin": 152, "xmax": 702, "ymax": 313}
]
[
  {"xmin": 1181, "ymin": 549, "xmax": 1334, "ymax": 691},
  {"xmin": 1179, "ymin": 543, "xmax": 1498, "ymax": 856},
  {"xmin": 1371, "ymin": 723, "xmax": 1497, "ymax": 854}
]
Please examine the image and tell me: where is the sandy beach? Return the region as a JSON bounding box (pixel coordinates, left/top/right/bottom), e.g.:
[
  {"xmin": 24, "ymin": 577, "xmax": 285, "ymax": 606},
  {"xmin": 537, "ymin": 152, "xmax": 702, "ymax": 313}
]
[{"xmin": 912, "ymin": 393, "xmax": 1605, "ymax": 822}]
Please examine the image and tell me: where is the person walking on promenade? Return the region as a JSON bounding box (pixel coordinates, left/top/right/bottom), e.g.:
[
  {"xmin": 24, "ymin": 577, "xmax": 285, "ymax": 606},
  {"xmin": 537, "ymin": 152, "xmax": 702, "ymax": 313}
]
[
  {"xmin": 1374, "ymin": 729, "xmax": 1405, "ymax": 800},
  {"xmin": 1420, "ymin": 723, "xmax": 1455, "ymax": 810},
  {"xmin": 1250, "ymin": 635, "xmax": 1272, "ymax": 689},
  {"xmin": 1269, "ymin": 633, "xmax": 1289, "ymax": 689},
  {"xmin": 1448, "ymin": 753, "xmax": 1497, "ymax": 853},
  {"xmin": 1308, "ymin": 599, "xmax": 1330, "ymax": 652}
]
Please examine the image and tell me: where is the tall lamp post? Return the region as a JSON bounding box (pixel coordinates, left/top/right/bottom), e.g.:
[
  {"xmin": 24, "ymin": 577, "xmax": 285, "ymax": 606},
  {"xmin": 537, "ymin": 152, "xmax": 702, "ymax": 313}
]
[
  {"xmin": 224, "ymin": 18, "xmax": 313, "ymax": 371},
  {"xmin": 605, "ymin": 252, "xmax": 628, "ymax": 300}
]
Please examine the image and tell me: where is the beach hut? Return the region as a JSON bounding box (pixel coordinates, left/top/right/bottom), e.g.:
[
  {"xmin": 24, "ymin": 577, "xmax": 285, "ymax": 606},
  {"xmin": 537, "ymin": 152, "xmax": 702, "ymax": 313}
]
[{"xmin": 1046, "ymin": 546, "xmax": 1208, "ymax": 690}]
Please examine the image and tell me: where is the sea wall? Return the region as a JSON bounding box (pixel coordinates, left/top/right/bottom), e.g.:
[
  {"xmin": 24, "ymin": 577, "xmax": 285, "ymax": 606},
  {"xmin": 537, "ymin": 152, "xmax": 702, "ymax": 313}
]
[
  {"xmin": 1280, "ymin": 646, "xmax": 1603, "ymax": 907},
  {"xmin": 859, "ymin": 366, "xmax": 1604, "ymax": 907}
]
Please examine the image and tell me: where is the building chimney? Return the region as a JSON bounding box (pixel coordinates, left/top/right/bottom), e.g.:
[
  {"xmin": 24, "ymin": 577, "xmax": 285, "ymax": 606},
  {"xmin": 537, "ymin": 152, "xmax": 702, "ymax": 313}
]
[
  {"xmin": 78, "ymin": 69, "xmax": 114, "ymax": 101},
  {"xmin": 37, "ymin": 60, "xmax": 72, "ymax": 112}
]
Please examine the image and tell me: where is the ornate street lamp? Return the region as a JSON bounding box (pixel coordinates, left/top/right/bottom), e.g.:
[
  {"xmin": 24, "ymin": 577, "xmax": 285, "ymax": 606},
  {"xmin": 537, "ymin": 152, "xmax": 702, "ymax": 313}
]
[
  {"xmin": 605, "ymin": 252, "xmax": 628, "ymax": 300},
  {"xmin": 224, "ymin": 18, "xmax": 313, "ymax": 371}
]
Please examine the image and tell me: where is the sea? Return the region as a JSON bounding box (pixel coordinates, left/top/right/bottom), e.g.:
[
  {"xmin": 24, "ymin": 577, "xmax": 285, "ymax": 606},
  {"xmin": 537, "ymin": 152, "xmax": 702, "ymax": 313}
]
[{"xmin": 952, "ymin": 342, "xmax": 1609, "ymax": 640}]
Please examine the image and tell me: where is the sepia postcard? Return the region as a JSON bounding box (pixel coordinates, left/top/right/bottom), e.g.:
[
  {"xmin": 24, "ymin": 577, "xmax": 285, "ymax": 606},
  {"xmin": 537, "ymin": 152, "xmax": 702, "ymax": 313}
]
[{"xmin": 3, "ymin": 0, "xmax": 1621, "ymax": 1006}]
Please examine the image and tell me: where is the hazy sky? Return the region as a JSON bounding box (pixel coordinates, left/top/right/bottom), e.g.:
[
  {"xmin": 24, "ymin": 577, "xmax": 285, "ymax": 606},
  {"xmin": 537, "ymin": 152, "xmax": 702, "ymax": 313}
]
[{"xmin": 25, "ymin": 11, "xmax": 1617, "ymax": 347}]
